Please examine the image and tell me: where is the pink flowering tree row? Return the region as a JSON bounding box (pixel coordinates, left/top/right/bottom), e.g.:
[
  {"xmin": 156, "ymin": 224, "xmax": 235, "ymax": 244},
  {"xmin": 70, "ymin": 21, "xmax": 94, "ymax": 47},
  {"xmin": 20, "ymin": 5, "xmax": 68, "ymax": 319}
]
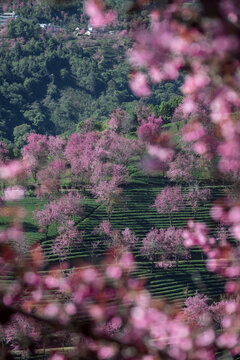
[
  {"xmin": 22, "ymin": 133, "xmax": 67, "ymax": 198},
  {"xmin": 0, "ymin": 196, "xmax": 237, "ymax": 360},
  {"xmin": 153, "ymin": 186, "xmax": 211, "ymax": 226},
  {"xmin": 23, "ymin": 121, "xmax": 140, "ymax": 261},
  {"xmin": 64, "ymin": 127, "xmax": 139, "ymax": 218},
  {"xmin": 0, "ymin": 167, "xmax": 235, "ymax": 360}
]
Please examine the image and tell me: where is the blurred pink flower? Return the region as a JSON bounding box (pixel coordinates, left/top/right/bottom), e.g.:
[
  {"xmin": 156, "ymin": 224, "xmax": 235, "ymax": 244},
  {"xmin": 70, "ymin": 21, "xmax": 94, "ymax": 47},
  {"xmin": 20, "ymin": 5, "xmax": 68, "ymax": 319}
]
[
  {"xmin": 98, "ymin": 345, "xmax": 116, "ymax": 359},
  {"xmin": 85, "ymin": 0, "xmax": 117, "ymax": 28},
  {"xmin": 0, "ymin": 160, "xmax": 26, "ymax": 180},
  {"xmin": 147, "ymin": 144, "xmax": 174, "ymax": 162},
  {"xmin": 129, "ymin": 72, "xmax": 151, "ymax": 97},
  {"xmin": 3, "ymin": 186, "xmax": 25, "ymax": 201}
]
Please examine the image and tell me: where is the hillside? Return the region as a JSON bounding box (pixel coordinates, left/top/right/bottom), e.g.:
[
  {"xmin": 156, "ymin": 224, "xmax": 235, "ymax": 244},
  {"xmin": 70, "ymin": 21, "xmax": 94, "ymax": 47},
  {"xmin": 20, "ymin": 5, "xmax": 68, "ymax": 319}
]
[
  {"xmin": 0, "ymin": 0, "xmax": 183, "ymax": 150},
  {"xmin": 0, "ymin": 171, "xmax": 226, "ymax": 308}
]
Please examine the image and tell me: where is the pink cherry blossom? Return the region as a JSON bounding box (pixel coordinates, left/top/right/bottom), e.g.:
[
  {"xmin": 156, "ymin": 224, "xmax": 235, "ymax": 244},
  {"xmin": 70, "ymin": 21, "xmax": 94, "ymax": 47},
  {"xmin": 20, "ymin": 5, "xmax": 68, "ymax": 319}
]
[
  {"xmin": 3, "ymin": 186, "xmax": 25, "ymax": 201},
  {"xmin": 0, "ymin": 160, "xmax": 26, "ymax": 180},
  {"xmin": 85, "ymin": 0, "xmax": 117, "ymax": 28},
  {"xmin": 141, "ymin": 227, "xmax": 190, "ymax": 267},
  {"xmin": 129, "ymin": 72, "xmax": 151, "ymax": 97},
  {"xmin": 153, "ymin": 186, "xmax": 185, "ymax": 226}
]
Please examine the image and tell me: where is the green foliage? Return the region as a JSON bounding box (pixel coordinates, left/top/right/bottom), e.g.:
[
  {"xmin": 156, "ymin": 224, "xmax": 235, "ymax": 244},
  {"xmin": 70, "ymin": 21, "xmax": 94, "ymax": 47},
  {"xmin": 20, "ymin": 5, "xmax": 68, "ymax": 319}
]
[
  {"xmin": 148, "ymin": 95, "xmax": 183, "ymax": 123},
  {"xmin": 23, "ymin": 102, "xmax": 46, "ymax": 129},
  {"xmin": 0, "ymin": 1, "xmax": 182, "ymax": 145},
  {"xmin": 7, "ymin": 18, "xmax": 40, "ymax": 39},
  {"xmin": 13, "ymin": 123, "xmax": 33, "ymax": 155}
]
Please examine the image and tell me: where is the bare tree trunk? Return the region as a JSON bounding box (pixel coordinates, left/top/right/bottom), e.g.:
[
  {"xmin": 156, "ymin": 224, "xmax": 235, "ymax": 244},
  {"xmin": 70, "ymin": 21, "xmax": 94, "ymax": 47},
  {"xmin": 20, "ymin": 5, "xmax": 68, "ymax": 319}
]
[
  {"xmin": 45, "ymin": 225, "xmax": 49, "ymax": 240},
  {"xmin": 43, "ymin": 336, "xmax": 46, "ymax": 360},
  {"xmin": 151, "ymin": 260, "xmax": 154, "ymax": 272},
  {"xmin": 33, "ymin": 170, "xmax": 36, "ymax": 183}
]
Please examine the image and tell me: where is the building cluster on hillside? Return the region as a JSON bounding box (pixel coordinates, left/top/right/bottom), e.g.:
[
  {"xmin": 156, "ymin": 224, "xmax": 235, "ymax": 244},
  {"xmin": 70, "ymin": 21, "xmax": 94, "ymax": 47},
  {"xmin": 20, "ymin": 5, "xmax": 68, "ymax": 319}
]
[
  {"xmin": 0, "ymin": 11, "xmax": 61, "ymax": 35},
  {"xmin": 73, "ymin": 25, "xmax": 115, "ymax": 37},
  {"xmin": 0, "ymin": 11, "xmax": 114, "ymax": 37},
  {"xmin": 0, "ymin": 11, "xmax": 17, "ymax": 26},
  {"xmin": 39, "ymin": 23, "xmax": 62, "ymax": 34}
]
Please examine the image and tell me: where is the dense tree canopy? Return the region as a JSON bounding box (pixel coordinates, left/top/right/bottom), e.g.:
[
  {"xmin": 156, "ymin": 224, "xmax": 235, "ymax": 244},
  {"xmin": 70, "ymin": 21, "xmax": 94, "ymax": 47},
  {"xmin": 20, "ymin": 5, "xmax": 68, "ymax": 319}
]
[{"xmin": 0, "ymin": 0, "xmax": 182, "ymax": 147}]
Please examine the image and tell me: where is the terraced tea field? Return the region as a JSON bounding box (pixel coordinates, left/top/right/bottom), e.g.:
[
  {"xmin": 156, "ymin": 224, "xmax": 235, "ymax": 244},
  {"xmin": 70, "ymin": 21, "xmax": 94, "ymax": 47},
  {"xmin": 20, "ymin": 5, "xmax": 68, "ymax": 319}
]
[
  {"xmin": 0, "ymin": 171, "xmax": 227, "ymax": 308},
  {"xmin": 1, "ymin": 171, "xmax": 235, "ymax": 360},
  {"xmin": 73, "ymin": 174, "xmax": 226, "ymax": 305}
]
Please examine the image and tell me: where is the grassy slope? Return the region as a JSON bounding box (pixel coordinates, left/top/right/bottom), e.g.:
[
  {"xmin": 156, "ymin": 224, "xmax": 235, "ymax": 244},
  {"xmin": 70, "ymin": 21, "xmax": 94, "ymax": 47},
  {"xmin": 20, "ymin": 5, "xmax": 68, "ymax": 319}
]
[
  {"xmin": 1, "ymin": 168, "xmax": 226, "ymax": 307},
  {"xmin": 1, "ymin": 170, "xmax": 234, "ymax": 360}
]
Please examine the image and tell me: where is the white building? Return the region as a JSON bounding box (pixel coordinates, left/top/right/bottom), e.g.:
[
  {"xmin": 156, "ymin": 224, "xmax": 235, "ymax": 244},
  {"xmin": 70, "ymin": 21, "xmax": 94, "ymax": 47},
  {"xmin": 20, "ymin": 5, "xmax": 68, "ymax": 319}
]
[{"xmin": 0, "ymin": 11, "xmax": 16, "ymax": 26}]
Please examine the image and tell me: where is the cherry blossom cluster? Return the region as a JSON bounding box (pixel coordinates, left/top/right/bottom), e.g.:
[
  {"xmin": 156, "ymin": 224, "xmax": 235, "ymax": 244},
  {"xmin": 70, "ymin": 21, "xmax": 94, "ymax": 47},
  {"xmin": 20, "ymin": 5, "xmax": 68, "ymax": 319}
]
[
  {"xmin": 137, "ymin": 114, "xmax": 163, "ymax": 143},
  {"xmin": 141, "ymin": 226, "xmax": 190, "ymax": 268},
  {"xmin": 211, "ymin": 199, "xmax": 240, "ymax": 241},
  {"xmin": 182, "ymin": 221, "xmax": 240, "ymax": 280},
  {"xmin": 34, "ymin": 192, "xmax": 83, "ymax": 260},
  {"xmin": 64, "ymin": 128, "xmax": 139, "ymax": 217},
  {"xmin": 153, "ymin": 186, "xmax": 185, "ymax": 226},
  {"xmin": 128, "ymin": 0, "xmax": 240, "ymax": 179},
  {"xmin": 84, "ymin": 0, "xmax": 117, "ymax": 28},
  {"xmin": 93, "ymin": 220, "xmax": 138, "ymax": 254},
  {"xmin": 185, "ymin": 186, "xmax": 211, "ymax": 213},
  {"xmin": 22, "ymin": 134, "xmax": 67, "ymax": 197},
  {"xmin": 108, "ymin": 108, "xmax": 134, "ymax": 134},
  {"xmin": 1, "ymin": 0, "xmax": 240, "ymax": 358},
  {"xmin": 184, "ymin": 291, "xmax": 235, "ymax": 334},
  {"xmin": 0, "ymin": 240, "xmax": 233, "ymax": 360}
]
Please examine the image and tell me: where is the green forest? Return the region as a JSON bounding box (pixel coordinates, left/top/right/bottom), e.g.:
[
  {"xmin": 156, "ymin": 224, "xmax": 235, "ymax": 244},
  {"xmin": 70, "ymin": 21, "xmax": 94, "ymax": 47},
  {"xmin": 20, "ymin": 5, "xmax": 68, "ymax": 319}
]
[{"xmin": 0, "ymin": 0, "xmax": 183, "ymax": 153}]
